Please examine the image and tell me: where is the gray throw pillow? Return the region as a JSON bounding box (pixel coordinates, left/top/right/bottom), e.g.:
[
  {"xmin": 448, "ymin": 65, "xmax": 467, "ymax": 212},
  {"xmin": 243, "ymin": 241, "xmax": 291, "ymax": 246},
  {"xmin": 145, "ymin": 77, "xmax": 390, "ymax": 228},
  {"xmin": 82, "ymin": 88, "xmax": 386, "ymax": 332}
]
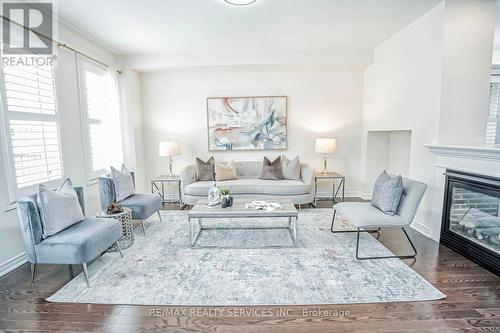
[
  {"xmin": 282, "ymin": 155, "xmax": 301, "ymax": 180},
  {"xmin": 37, "ymin": 178, "xmax": 85, "ymax": 238},
  {"xmin": 111, "ymin": 164, "xmax": 135, "ymax": 202},
  {"xmin": 371, "ymin": 170, "xmax": 404, "ymax": 216},
  {"xmin": 196, "ymin": 157, "xmax": 214, "ymax": 181},
  {"xmin": 261, "ymin": 156, "xmax": 283, "ymax": 180}
]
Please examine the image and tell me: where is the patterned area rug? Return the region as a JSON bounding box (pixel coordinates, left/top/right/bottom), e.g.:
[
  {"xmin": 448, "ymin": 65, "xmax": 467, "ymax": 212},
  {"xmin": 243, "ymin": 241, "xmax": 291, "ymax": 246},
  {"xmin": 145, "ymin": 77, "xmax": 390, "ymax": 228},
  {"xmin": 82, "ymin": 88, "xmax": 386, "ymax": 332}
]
[{"xmin": 47, "ymin": 209, "xmax": 445, "ymax": 305}]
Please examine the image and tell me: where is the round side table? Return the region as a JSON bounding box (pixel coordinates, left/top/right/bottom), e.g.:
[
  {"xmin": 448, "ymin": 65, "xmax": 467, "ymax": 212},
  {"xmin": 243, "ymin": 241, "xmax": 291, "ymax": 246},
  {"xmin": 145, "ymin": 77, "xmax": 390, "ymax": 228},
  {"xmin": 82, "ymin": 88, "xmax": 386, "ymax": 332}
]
[{"xmin": 97, "ymin": 207, "xmax": 134, "ymax": 250}]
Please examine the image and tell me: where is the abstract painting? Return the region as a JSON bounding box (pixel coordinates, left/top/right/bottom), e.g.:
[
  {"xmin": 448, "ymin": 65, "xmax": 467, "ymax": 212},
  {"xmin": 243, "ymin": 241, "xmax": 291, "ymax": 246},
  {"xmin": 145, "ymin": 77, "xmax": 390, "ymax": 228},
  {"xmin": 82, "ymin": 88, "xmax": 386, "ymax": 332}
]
[{"xmin": 207, "ymin": 96, "xmax": 287, "ymax": 151}]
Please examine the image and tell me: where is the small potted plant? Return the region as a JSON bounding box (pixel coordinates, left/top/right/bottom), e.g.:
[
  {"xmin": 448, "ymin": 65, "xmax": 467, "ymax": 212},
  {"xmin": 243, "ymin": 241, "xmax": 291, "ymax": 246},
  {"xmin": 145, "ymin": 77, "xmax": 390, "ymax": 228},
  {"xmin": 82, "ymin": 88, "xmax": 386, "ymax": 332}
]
[{"xmin": 220, "ymin": 186, "xmax": 230, "ymax": 200}]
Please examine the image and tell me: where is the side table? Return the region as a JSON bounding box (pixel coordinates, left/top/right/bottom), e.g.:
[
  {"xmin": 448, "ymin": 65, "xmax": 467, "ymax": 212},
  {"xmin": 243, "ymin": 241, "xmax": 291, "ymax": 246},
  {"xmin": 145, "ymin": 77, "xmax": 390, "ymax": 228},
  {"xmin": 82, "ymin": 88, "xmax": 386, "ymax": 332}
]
[
  {"xmin": 151, "ymin": 175, "xmax": 183, "ymax": 209},
  {"xmin": 314, "ymin": 172, "xmax": 345, "ymax": 207},
  {"xmin": 97, "ymin": 207, "xmax": 134, "ymax": 250}
]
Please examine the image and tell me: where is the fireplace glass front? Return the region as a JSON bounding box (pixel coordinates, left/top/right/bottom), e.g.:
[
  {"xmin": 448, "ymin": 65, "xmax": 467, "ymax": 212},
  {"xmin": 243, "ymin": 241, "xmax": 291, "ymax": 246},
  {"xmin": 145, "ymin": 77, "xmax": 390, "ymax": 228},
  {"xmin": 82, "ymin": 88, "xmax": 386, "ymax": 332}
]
[
  {"xmin": 442, "ymin": 170, "xmax": 500, "ymax": 275},
  {"xmin": 449, "ymin": 185, "xmax": 500, "ymax": 254}
]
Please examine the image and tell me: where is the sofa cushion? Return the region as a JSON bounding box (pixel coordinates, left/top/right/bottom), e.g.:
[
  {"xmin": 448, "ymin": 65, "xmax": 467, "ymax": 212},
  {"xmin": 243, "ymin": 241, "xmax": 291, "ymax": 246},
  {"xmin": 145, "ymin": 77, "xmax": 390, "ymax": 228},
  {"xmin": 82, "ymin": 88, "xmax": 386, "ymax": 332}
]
[
  {"xmin": 35, "ymin": 217, "xmax": 122, "ymax": 264},
  {"xmin": 119, "ymin": 193, "xmax": 162, "ymax": 220},
  {"xmin": 334, "ymin": 202, "xmax": 406, "ymax": 228},
  {"xmin": 196, "ymin": 157, "xmax": 214, "ymax": 181},
  {"xmin": 282, "ymin": 155, "xmax": 301, "ymax": 180},
  {"xmin": 184, "ymin": 179, "xmax": 310, "ymax": 196},
  {"xmin": 215, "ymin": 160, "xmax": 237, "ymax": 181},
  {"xmin": 261, "ymin": 156, "xmax": 283, "ymax": 180}
]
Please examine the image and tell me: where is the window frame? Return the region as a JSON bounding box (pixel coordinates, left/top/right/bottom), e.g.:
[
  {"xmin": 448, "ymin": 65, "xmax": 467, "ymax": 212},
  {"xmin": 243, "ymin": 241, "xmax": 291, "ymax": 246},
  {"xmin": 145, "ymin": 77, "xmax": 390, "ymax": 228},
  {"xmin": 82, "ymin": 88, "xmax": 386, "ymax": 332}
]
[
  {"xmin": 0, "ymin": 56, "xmax": 64, "ymax": 204},
  {"xmin": 76, "ymin": 55, "xmax": 124, "ymax": 183}
]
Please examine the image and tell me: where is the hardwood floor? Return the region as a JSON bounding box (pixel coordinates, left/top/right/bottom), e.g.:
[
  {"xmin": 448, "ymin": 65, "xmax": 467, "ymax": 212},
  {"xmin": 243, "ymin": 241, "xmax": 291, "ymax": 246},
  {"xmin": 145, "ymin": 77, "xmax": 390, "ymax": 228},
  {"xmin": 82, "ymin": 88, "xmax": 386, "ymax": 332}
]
[{"xmin": 1, "ymin": 199, "xmax": 499, "ymax": 332}]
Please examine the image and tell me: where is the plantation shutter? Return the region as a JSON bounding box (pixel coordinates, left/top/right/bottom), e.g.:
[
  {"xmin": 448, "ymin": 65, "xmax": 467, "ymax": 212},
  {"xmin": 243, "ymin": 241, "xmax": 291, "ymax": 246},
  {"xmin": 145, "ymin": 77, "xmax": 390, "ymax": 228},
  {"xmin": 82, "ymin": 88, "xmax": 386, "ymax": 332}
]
[{"xmin": 2, "ymin": 59, "xmax": 63, "ymax": 190}]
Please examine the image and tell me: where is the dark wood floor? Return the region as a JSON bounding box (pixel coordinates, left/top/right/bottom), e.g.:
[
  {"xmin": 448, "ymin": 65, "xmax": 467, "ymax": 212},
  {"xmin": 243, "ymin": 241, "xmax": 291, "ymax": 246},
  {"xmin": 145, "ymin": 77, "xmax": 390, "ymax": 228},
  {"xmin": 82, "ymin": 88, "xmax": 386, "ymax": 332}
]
[{"xmin": 1, "ymin": 199, "xmax": 499, "ymax": 332}]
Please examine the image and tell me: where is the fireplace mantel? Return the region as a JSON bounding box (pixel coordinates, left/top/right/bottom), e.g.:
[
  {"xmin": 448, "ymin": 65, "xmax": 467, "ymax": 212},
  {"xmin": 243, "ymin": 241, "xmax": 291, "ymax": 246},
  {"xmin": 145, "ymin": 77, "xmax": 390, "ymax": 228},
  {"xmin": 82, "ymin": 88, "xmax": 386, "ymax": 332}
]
[
  {"xmin": 425, "ymin": 144, "xmax": 500, "ymax": 161},
  {"xmin": 425, "ymin": 144, "xmax": 500, "ymax": 242}
]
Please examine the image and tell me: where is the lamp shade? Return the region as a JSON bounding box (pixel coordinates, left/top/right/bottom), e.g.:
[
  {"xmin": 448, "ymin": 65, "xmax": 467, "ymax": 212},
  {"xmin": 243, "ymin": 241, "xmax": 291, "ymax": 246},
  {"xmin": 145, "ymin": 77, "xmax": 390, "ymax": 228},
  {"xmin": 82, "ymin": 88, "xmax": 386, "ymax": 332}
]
[
  {"xmin": 159, "ymin": 141, "xmax": 181, "ymax": 157},
  {"xmin": 315, "ymin": 138, "xmax": 337, "ymax": 154}
]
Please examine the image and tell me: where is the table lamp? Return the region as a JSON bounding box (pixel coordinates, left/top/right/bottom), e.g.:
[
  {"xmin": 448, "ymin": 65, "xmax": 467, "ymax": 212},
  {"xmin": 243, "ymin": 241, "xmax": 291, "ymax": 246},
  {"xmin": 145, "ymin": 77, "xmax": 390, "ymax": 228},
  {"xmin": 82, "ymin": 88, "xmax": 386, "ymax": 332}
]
[
  {"xmin": 159, "ymin": 140, "xmax": 181, "ymax": 178},
  {"xmin": 315, "ymin": 138, "xmax": 337, "ymax": 175}
]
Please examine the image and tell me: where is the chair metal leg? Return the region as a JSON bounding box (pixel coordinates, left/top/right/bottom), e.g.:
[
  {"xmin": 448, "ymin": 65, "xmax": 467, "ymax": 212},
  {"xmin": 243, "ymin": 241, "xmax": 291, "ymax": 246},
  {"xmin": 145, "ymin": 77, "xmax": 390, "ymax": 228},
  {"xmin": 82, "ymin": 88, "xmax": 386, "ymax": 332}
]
[
  {"xmin": 30, "ymin": 263, "xmax": 36, "ymax": 285},
  {"xmin": 115, "ymin": 241, "xmax": 124, "ymax": 258},
  {"xmin": 82, "ymin": 263, "xmax": 90, "ymax": 287},
  {"xmin": 355, "ymin": 227, "xmax": 417, "ymax": 260},
  {"xmin": 141, "ymin": 219, "xmax": 146, "ymax": 235},
  {"xmin": 157, "ymin": 211, "xmax": 163, "ymax": 222},
  {"xmin": 331, "ymin": 209, "xmax": 380, "ymax": 234}
]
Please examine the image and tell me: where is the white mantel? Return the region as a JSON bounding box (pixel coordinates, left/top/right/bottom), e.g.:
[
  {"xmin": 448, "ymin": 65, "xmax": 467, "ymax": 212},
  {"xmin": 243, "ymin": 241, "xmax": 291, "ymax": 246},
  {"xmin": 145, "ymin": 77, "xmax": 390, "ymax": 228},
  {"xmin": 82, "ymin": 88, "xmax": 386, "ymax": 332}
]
[{"xmin": 425, "ymin": 144, "xmax": 500, "ymax": 242}]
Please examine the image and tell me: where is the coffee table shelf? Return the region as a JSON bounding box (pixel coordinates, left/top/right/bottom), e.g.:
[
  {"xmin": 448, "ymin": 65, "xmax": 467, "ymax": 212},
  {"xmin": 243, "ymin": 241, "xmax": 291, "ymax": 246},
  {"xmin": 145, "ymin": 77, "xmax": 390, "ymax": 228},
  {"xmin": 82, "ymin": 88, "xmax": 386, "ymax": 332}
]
[{"xmin": 188, "ymin": 199, "xmax": 298, "ymax": 248}]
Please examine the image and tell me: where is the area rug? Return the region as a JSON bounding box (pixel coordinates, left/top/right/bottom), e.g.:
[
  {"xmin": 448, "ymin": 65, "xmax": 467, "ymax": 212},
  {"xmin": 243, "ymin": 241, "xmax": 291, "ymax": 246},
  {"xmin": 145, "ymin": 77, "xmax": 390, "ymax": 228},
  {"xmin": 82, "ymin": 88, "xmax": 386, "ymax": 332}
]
[{"xmin": 47, "ymin": 209, "xmax": 445, "ymax": 305}]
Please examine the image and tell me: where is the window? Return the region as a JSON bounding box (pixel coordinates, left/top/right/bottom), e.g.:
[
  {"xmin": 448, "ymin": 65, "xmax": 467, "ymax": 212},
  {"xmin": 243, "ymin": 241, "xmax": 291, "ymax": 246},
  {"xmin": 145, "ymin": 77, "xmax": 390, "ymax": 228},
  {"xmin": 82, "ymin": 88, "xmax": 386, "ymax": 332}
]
[
  {"xmin": 486, "ymin": 73, "xmax": 500, "ymax": 144},
  {"xmin": 0, "ymin": 56, "xmax": 63, "ymax": 200},
  {"xmin": 78, "ymin": 57, "xmax": 123, "ymax": 180}
]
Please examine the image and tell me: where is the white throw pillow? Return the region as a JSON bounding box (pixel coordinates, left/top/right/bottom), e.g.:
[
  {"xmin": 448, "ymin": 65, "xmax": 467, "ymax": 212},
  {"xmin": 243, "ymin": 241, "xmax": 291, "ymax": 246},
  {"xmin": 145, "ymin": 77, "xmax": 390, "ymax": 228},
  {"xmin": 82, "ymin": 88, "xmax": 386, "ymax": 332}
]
[
  {"xmin": 282, "ymin": 155, "xmax": 301, "ymax": 180},
  {"xmin": 111, "ymin": 164, "xmax": 135, "ymax": 201},
  {"xmin": 37, "ymin": 178, "xmax": 85, "ymax": 238}
]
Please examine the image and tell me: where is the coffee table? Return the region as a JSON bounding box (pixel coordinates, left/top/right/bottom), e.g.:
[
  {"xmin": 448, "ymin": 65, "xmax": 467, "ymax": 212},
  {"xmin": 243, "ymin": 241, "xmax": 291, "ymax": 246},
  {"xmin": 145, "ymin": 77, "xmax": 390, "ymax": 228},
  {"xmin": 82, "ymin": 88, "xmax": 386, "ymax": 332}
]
[{"xmin": 188, "ymin": 199, "xmax": 299, "ymax": 248}]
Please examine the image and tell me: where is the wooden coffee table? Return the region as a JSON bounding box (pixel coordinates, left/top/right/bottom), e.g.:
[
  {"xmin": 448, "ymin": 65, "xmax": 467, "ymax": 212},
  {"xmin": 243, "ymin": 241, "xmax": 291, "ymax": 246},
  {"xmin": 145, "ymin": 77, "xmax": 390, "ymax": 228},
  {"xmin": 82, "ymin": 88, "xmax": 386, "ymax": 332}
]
[{"xmin": 188, "ymin": 199, "xmax": 299, "ymax": 248}]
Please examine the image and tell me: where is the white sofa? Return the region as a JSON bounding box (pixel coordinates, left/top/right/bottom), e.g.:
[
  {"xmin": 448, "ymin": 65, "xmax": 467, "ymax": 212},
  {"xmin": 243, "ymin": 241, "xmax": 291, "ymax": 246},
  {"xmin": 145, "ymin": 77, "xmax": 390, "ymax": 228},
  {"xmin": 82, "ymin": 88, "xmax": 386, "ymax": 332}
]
[{"xmin": 180, "ymin": 161, "xmax": 315, "ymax": 205}]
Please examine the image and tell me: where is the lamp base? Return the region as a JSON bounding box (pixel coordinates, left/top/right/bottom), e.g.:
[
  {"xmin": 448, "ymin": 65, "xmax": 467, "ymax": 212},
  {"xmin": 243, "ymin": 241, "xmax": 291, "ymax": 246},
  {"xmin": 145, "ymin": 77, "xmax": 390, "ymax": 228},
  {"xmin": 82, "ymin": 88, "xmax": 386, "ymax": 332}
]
[{"xmin": 322, "ymin": 154, "xmax": 329, "ymax": 175}]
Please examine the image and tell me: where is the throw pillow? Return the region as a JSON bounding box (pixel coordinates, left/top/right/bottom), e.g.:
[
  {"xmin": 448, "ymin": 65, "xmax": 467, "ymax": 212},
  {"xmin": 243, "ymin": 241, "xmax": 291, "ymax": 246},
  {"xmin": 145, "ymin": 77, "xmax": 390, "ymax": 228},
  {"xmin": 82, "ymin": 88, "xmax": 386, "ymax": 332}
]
[
  {"xmin": 371, "ymin": 170, "xmax": 404, "ymax": 216},
  {"xmin": 196, "ymin": 157, "xmax": 214, "ymax": 181},
  {"xmin": 282, "ymin": 155, "xmax": 301, "ymax": 180},
  {"xmin": 261, "ymin": 156, "xmax": 283, "ymax": 180},
  {"xmin": 110, "ymin": 164, "xmax": 135, "ymax": 202},
  {"xmin": 214, "ymin": 161, "xmax": 237, "ymax": 181},
  {"xmin": 37, "ymin": 178, "xmax": 85, "ymax": 239}
]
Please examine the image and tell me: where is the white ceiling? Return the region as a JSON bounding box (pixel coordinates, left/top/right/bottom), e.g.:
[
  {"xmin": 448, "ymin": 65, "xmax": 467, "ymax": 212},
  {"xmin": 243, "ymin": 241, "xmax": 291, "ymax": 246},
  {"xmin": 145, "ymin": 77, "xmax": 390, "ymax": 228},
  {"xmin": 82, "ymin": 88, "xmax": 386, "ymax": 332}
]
[{"xmin": 56, "ymin": 0, "xmax": 443, "ymax": 56}]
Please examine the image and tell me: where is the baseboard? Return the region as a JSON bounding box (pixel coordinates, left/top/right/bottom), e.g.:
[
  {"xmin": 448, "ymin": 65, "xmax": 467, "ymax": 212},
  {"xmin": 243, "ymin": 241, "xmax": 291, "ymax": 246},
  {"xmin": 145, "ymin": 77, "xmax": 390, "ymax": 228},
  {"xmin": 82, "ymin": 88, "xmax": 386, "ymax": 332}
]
[
  {"xmin": 0, "ymin": 252, "xmax": 26, "ymax": 278},
  {"xmin": 410, "ymin": 220, "xmax": 432, "ymax": 239},
  {"xmin": 359, "ymin": 191, "xmax": 372, "ymax": 200}
]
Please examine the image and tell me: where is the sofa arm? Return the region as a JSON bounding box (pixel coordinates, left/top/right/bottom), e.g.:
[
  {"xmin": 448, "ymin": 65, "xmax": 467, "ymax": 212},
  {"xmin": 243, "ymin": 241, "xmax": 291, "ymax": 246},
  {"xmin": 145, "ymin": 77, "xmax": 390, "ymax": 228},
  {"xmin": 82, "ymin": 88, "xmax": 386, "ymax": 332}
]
[
  {"xmin": 301, "ymin": 163, "xmax": 315, "ymax": 186},
  {"xmin": 180, "ymin": 164, "xmax": 197, "ymax": 194}
]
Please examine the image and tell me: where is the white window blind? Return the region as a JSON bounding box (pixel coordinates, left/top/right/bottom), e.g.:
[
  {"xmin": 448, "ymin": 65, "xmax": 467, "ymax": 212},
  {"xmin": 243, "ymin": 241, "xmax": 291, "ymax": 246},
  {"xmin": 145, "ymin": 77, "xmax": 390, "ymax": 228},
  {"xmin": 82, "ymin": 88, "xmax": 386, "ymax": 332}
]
[
  {"xmin": 0, "ymin": 58, "xmax": 63, "ymax": 196},
  {"xmin": 486, "ymin": 76, "xmax": 500, "ymax": 145},
  {"xmin": 78, "ymin": 57, "xmax": 123, "ymax": 180}
]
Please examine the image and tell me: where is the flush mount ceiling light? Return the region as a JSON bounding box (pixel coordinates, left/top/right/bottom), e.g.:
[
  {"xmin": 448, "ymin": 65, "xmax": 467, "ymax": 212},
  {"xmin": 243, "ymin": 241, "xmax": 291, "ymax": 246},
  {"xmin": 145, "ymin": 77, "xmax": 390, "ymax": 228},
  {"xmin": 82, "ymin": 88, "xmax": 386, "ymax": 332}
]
[{"xmin": 224, "ymin": 0, "xmax": 256, "ymax": 5}]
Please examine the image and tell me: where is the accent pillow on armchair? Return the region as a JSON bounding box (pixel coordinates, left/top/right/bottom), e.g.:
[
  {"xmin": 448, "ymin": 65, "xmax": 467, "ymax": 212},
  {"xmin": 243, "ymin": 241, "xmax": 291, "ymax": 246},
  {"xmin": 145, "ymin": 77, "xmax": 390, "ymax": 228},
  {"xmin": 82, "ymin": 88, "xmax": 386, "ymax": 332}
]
[
  {"xmin": 110, "ymin": 164, "xmax": 135, "ymax": 201},
  {"xmin": 371, "ymin": 170, "xmax": 404, "ymax": 215},
  {"xmin": 37, "ymin": 178, "xmax": 85, "ymax": 238}
]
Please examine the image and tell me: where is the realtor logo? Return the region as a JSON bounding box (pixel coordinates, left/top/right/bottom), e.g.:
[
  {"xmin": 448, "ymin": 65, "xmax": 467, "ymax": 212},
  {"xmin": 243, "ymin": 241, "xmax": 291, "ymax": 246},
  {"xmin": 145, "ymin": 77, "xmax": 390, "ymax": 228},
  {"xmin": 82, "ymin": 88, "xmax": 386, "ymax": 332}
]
[{"xmin": 2, "ymin": 2, "xmax": 53, "ymax": 54}]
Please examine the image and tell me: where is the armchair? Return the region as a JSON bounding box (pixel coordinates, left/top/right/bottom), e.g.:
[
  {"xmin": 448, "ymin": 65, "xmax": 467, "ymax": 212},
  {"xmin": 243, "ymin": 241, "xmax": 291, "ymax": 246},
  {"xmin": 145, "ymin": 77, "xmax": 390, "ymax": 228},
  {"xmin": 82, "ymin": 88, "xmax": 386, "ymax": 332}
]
[
  {"xmin": 98, "ymin": 172, "xmax": 162, "ymax": 235},
  {"xmin": 17, "ymin": 187, "xmax": 123, "ymax": 287},
  {"xmin": 331, "ymin": 177, "xmax": 426, "ymax": 260}
]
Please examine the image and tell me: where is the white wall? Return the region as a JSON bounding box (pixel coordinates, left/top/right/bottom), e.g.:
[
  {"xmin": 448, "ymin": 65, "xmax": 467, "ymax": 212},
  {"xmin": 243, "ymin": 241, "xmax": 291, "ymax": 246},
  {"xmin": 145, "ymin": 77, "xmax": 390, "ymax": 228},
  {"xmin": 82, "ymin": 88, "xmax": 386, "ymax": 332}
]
[
  {"xmin": 365, "ymin": 130, "xmax": 412, "ymax": 194},
  {"xmin": 140, "ymin": 69, "xmax": 365, "ymax": 198},
  {"xmin": 362, "ymin": 3, "xmax": 445, "ymax": 239},
  {"xmin": 118, "ymin": 69, "xmax": 147, "ymax": 192},
  {"xmin": 438, "ymin": 0, "xmax": 496, "ymax": 145},
  {"xmin": 0, "ymin": 22, "xmax": 140, "ymax": 277}
]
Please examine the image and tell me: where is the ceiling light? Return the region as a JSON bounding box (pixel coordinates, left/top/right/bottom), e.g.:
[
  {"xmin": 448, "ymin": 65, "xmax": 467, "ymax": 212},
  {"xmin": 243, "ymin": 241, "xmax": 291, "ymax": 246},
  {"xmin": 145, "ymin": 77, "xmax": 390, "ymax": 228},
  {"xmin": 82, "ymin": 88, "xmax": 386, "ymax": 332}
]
[{"xmin": 224, "ymin": 0, "xmax": 256, "ymax": 6}]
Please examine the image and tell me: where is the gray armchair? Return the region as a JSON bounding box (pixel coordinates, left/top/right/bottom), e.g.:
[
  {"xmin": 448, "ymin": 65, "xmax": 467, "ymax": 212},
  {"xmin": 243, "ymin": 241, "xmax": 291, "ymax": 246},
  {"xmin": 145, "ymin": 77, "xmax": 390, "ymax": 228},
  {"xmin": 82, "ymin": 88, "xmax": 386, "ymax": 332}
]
[
  {"xmin": 98, "ymin": 172, "xmax": 162, "ymax": 235},
  {"xmin": 17, "ymin": 187, "xmax": 123, "ymax": 287},
  {"xmin": 331, "ymin": 177, "xmax": 427, "ymax": 260}
]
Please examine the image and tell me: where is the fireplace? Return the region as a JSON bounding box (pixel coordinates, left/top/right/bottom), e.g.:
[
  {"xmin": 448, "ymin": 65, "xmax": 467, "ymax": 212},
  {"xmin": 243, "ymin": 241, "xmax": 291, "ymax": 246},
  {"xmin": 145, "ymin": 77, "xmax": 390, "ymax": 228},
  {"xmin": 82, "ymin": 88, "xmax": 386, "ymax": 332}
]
[{"xmin": 441, "ymin": 170, "xmax": 500, "ymax": 275}]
